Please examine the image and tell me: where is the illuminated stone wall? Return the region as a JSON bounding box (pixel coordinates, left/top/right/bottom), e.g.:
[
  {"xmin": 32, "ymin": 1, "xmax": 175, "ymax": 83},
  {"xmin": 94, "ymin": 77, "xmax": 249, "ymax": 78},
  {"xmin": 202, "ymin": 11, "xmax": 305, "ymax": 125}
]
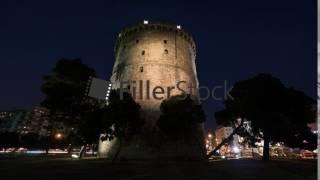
[
  {"xmin": 111, "ymin": 21, "xmax": 199, "ymax": 127},
  {"xmin": 98, "ymin": 22, "xmax": 205, "ymax": 160}
]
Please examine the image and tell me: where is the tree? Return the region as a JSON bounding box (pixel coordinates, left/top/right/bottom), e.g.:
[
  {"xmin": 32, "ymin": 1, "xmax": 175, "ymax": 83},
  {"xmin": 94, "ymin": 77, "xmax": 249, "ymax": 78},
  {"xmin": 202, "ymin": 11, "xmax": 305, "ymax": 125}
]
[
  {"xmin": 41, "ymin": 58, "xmax": 103, "ymax": 153},
  {"xmin": 215, "ymin": 74, "xmax": 316, "ymax": 161},
  {"xmin": 101, "ymin": 89, "xmax": 144, "ymax": 163},
  {"xmin": 156, "ymin": 94, "xmax": 206, "ymax": 159},
  {"xmin": 157, "ymin": 94, "xmax": 206, "ymax": 140},
  {"xmin": 0, "ymin": 132, "xmax": 19, "ymax": 150}
]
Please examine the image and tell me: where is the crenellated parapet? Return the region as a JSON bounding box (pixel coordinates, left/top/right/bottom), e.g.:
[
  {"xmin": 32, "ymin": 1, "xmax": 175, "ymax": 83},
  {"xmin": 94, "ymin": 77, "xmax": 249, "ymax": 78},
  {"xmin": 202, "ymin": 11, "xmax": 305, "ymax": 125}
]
[{"xmin": 114, "ymin": 21, "xmax": 196, "ymax": 59}]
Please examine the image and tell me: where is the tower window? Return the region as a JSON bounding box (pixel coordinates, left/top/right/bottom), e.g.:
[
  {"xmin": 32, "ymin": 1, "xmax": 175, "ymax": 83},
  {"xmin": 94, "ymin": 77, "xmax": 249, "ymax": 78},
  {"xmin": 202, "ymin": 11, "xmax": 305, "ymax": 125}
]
[
  {"xmin": 136, "ymin": 40, "xmax": 139, "ymax": 43},
  {"xmin": 141, "ymin": 50, "xmax": 145, "ymax": 55},
  {"xmin": 140, "ymin": 66, "xmax": 144, "ymax": 72},
  {"xmin": 164, "ymin": 49, "xmax": 168, "ymax": 54},
  {"xmin": 163, "ymin": 40, "xmax": 167, "ymax": 44}
]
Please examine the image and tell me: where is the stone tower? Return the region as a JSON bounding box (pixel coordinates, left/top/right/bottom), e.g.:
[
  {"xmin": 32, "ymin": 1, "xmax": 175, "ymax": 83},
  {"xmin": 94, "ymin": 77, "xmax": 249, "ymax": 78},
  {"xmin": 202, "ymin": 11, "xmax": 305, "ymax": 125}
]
[
  {"xmin": 111, "ymin": 21, "xmax": 199, "ymax": 127},
  {"xmin": 98, "ymin": 21, "xmax": 204, "ymax": 159}
]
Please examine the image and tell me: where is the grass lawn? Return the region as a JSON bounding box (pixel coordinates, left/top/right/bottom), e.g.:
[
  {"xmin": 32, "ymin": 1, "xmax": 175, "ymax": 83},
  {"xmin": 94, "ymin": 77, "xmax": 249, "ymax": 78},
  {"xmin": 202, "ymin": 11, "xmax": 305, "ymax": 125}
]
[{"xmin": 0, "ymin": 156, "xmax": 316, "ymax": 180}]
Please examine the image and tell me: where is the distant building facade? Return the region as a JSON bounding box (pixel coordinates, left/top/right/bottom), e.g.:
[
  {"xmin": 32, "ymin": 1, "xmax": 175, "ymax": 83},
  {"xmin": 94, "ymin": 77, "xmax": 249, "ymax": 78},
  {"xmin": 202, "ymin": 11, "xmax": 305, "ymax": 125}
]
[
  {"xmin": 215, "ymin": 126, "xmax": 240, "ymax": 155},
  {"xmin": 0, "ymin": 110, "xmax": 28, "ymax": 133},
  {"xmin": 0, "ymin": 106, "xmax": 52, "ymax": 138},
  {"xmin": 16, "ymin": 106, "xmax": 50, "ymax": 136}
]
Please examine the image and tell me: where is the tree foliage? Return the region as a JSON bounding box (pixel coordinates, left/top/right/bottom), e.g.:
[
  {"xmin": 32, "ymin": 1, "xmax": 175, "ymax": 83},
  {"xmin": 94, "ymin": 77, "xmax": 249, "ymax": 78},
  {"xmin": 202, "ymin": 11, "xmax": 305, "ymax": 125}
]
[
  {"xmin": 217, "ymin": 74, "xmax": 316, "ymax": 161},
  {"xmin": 100, "ymin": 89, "xmax": 143, "ymax": 162},
  {"xmin": 157, "ymin": 94, "xmax": 206, "ymax": 140},
  {"xmin": 41, "ymin": 58, "xmax": 102, "ymax": 144},
  {"xmin": 102, "ymin": 90, "xmax": 143, "ymax": 141}
]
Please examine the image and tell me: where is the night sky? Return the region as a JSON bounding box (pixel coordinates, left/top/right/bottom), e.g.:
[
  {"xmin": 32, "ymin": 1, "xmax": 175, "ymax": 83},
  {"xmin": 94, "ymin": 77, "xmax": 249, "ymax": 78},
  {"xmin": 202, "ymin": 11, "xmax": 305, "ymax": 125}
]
[{"xmin": 0, "ymin": 0, "xmax": 316, "ymax": 130}]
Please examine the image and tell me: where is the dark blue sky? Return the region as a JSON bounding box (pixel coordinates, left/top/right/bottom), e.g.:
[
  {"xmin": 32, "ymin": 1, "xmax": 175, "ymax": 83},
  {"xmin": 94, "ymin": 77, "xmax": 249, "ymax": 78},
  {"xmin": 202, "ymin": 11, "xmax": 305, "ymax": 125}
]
[{"xmin": 0, "ymin": 0, "xmax": 316, "ymax": 130}]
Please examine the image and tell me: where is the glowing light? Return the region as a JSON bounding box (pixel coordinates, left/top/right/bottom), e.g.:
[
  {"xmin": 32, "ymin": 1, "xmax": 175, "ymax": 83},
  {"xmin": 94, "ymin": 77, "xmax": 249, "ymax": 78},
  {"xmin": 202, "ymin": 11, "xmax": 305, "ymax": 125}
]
[
  {"xmin": 208, "ymin": 133, "xmax": 212, "ymax": 139},
  {"xmin": 176, "ymin": 25, "xmax": 181, "ymax": 29},
  {"xmin": 232, "ymin": 146, "xmax": 240, "ymax": 153},
  {"xmin": 55, "ymin": 133, "xmax": 62, "ymax": 139},
  {"xmin": 71, "ymin": 154, "xmax": 79, "ymax": 158},
  {"xmin": 26, "ymin": 150, "xmax": 46, "ymax": 154},
  {"xmin": 221, "ymin": 156, "xmax": 226, "ymax": 159},
  {"xmin": 48, "ymin": 149, "xmax": 68, "ymax": 154},
  {"xmin": 143, "ymin": 20, "xmax": 149, "ymax": 24}
]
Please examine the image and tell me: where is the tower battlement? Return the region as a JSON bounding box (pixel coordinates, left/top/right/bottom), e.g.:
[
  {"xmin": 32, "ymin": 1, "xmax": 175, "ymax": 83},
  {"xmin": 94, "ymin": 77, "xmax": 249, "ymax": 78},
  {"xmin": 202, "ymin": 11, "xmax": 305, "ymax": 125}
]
[{"xmin": 114, "ymin": 21, "xmax": 196, "ymax": 58}]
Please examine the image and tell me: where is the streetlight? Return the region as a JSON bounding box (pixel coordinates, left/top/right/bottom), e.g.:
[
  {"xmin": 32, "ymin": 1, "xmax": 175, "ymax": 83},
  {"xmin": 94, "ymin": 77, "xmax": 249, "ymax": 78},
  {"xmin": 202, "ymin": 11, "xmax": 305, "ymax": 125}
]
[{"xmin": 55, "ymin": 133, "xmax": 62, "ymax": 139}]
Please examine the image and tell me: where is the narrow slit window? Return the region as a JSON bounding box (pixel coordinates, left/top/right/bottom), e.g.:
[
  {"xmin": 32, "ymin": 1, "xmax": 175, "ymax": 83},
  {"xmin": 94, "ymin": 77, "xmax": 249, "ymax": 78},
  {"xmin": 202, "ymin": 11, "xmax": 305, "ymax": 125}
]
[
  {"xmin": 163, "ymin": 40, "xmax": 167, "ymax": 44},
  {"xmin": 164, "ymin": 49, "xmax": 168, "ymax": 54},
  {"xmin": 141, "ymin": 50, "xmax": 145, "ymax": 55},
  {"xmin": 140, "ymin": 67, "xmax": 144, "ymax": 72}
]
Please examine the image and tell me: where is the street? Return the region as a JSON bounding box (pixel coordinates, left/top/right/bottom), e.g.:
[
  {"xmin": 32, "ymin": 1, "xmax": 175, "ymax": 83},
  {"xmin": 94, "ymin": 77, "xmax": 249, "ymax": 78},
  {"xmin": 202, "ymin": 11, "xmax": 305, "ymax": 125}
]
[{"xmin": 0, "ymin": 155, "xmax": 316, "ymax": 180}]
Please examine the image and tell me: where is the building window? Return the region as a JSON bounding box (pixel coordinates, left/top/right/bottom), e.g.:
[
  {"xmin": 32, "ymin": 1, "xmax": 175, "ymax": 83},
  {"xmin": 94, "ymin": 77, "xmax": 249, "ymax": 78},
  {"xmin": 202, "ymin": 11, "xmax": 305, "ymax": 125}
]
[
  {"xmin": 141, "ymin": 50, "xmax": 145, "ymax": 55},
  {"xmin": 140, "ymin": 66, "xmax": 143, "ymax": 72},
  {"xmin": 164, "ymin": 49, "xmax": 168, "ymax": 54},
  {"xmin": 163, "ymin": 40, "xmax": 167, "ymax": 44},
  {"xmin": 136, "ymin": 40, "xmax": 139, "ymax": 43}
]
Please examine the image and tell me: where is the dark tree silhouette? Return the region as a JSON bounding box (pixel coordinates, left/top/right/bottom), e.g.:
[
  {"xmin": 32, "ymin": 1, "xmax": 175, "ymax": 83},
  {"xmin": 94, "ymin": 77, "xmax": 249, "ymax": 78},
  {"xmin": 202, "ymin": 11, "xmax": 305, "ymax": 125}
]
[
  {"xmin": 101, "ymin": 90, "xmax": 144, "ymax": 163},
  {"xmin": 41, "ymin": 58, "xmax": 103, "ymax": 154},
  {"xmin": 156, "ymin": 94, "xmax": 206, "ymax": 159},
  {"xmin": 157, "ymin": 94, "xmax": 206, "ymax": 140},
  {"xmin": 214, "ymin": 74, "xmax": 316, "ymax": 161},
  {"xmin": 0, "ymin": 132, "xmax": 19, "ymax": 149}
]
